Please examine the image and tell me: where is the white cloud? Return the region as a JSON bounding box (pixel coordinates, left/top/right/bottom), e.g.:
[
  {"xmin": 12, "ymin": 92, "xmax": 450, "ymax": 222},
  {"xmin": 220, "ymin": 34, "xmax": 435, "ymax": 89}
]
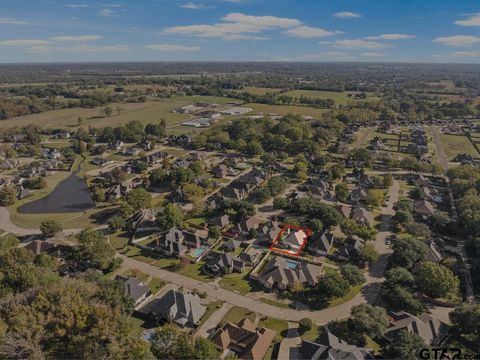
[
  {"xmin": 64, "ymin": 3, "xmax": 88, "ymax": 8},
  {"xmin": 99, "ymin": 8, "xmax": 118, "ymax": 17},
  {"xmin": 165, "ymin": 12, "xmax": 302, "ymax": 40},
  {"xmin": 284, "ymin": 26, "xmax": 341, "ymax": 38},
  {"xmin": 366, "ymin": 34, "xmax": 415, "ymax": 40},
  {"xmin": 433, "ymin": 35, "xmax": 480, "ymax": 47},
  {"xmin": 455, "ymin": 13, "xmax": 480, "ymax": 27},
  {"xmin": 334, "ymin": 12, "xmax": 361, "ymax": 19},
  {"xmin": 50, "ymin": 35, "xmax": 103, "ymax": 42},
  {"xmin": 145, "ymin": 44, "xmax": 200, "ymax": 52},
  {"xmin": 0, "ymin": 17, "xmax": 28, "ymax": 25},
  {"xmin": 180, "ymin": 2, "xmax": 209, "ymax": 9},
  {"xmin": 224, "ymin": 0, "xmax": 246, "ymax": 3},
  {"xmin": 334, "ymin": 39, "xmax": 386, "ymax": 49},
  {"xmin": 360, "ymin": 52, "xmax": 386, "ymax": 57},
  {"xmin": 62, "ymin": 44, "xmax": 129, "ymax": 52},
  {"xmin": 0, "ymin": 39, "xmax": 52, "ymax": 46},
  {"xmin": 448, "ymin": 50, "xmax": 480, "ymax": 59}
]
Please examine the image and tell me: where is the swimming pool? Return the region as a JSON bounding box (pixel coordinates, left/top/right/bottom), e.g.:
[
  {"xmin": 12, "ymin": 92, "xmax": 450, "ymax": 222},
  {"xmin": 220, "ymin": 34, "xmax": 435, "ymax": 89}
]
[
  {"xmin": 285, "ymin": 259, "xmax": 298, "ymax": 269},
  {"xmin": 192, "ymin": 245, "xmax": 209, "ymax": 258}
]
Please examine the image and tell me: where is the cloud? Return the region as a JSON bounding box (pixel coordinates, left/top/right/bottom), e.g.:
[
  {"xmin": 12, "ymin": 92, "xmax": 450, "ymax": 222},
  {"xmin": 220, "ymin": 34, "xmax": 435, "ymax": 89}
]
[
  {"xmin": 224, "ymin": 0, "xmax": 246, "ymax": 3},
  {"xmin": 64, "ymin": 3, "xmax": 88, "ymax": 8},
  {"xmin": 0, "ymin": 17, "xmax": 28, "ymax": 25},
  {"xmin": 334, "ymin": 12, "xmax": 361, "ymax": 19},
  {"xmin": 360, "ymin": 52, "xmax": 386, "ymax": 57},
  {"xmin": 334, "ymin": 39, "xmax": 386, "ymax": 49},
  {"xmin": 61, "ymin": 44, "xmax": 129, "ymax": 52},
  {"xmin": 0, "ymin": 39, "xmax": 52, "ymax": 46},
  {"xmin": 455, "ymin": 13, "xmax": 480, "ymax": 27},
  {"xmin": 180, "ymin": 2, "xmax": 209, "ymax": 9},
  {"xmin": 447, "ymin": 50, "xmax": 480, "ymax": 59},
  {"xmin": 145, "ymin": 44, "xmax": 200, "ymax": 51},
  {"xmin": 433, "ymin": 35, "xmax": 480, "ymax": 47},
  {"xmin": 284, "ymin": 26, "xmax": 341, "ymax": 38},
  {"xmin": 366, "ymin": 34, "xmax": 415, "ymax": 40},
  {"xmin": 99, "ymin": 8, "xmax": 118, "ymax": 17},
  {"xmin": 165, "ymin": 12, "xmax": 302, "ymax": 40},
  {"xmin": 50, "ymin": 35, "xmax": 103, "ymax": 42}
]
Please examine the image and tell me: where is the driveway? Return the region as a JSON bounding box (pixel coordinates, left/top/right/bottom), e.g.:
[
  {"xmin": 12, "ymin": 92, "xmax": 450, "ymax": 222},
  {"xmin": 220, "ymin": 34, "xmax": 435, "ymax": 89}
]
[
  {"xmin": 195, "ymin": 302, "xmax": 232, "ymax": 339},
  {"xmin": 278, "ymin": 322, "xmax": 302, "ymax": 360}
]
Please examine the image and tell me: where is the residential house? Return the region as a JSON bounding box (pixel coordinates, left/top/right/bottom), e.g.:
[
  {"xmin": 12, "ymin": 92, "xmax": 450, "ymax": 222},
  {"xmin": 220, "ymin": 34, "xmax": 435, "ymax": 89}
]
[
  {"xmin": 336, "ymin": 236, "xmax": 363, "ymax": 262},
  {"xmin": 299, "ymin": 330, "xmax": 373, "ymax": 360},
  {"xmin": 235, "ymin": 216, "xmax": 261, "ymax": 238},
  {"xmin": 239, "ymin": 246, "xmax": 263, "ymax": 267},
  {"xmin": 384, "ymin": 311, "xmax": 449, "ymax": 346},
  {"xmin": 0, "ymin": 159, "xmax": 18, "ymax": 171},
  {"xmin": 348, "ymin": 187, "xmax": 368, "ymax": 204},
  {"xmin": 143, "ymin": 290, "xmax": 206, "ymax": 328},
  {"xmin": 337, "ymin": 205, "xmax": 352, "ymax": 219},
  {"xmin": 206, "ymin": 214, "xmax": 230, "ymax": 229},
  {"xmin": 223, "ymin": 239, "xmax": 241, "ymax": 252},
  {"xmin": 127, "ymin": 208, "xmax": 159, "ymax": 232},
  {"xmin": 204, "ymin": 251, "xmax": 245, "ymax": 275},
  {"xmin": 308, "ymin": 231, "xmax": 335, "ymax": 256},
  {"xmin": 212, "ymin": 164, "xmax": 229, "ymax": 178},
  {"xmin": 24, "ymin": 240, "xmax": 70, "ymax": 260},
  {"xmin": 351, "ymin": 206, "xmax": 374, "ymax": 226},
  {"xmin": 212, "ymin": 318, "xmax": 276, "ymax": 360},
  {"xmin": 17, "ymin": 186, "xmax": 32, "ymax": 200},
  {"xmin": 413, "ymin": 199, "xmax": 435, "ymax": 216},
  {"xmin": 282, "ymin": 228, "xmax": 308, "ymax": 252},
  {"xmin": 154, "ymin": 228, "xmax": 187, "ymax": 258},
  {"xmin": 91, "ymin": 158, "xmax": 113, "ymax": 167},
  {"xmin": 258, "ymin": 256, "xmax": 322, "ymax": 290},
  {"xmin": 115, "ymin": 275, "xmax": 151, "ymax": 307},
  {"xmin": 305, "ymin": 178, "xmax": 329, "ymax": 200},
  {"xmin": 257, "ymin": 221, "xmax": 281, "ymax": 243}
]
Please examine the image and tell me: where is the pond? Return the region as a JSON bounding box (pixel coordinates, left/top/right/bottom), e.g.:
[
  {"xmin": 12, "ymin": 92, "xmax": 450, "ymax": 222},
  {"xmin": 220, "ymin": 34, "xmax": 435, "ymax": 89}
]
[{"xmin": 18, "ymin": 172, "xmax": 95, "ymax": 214}]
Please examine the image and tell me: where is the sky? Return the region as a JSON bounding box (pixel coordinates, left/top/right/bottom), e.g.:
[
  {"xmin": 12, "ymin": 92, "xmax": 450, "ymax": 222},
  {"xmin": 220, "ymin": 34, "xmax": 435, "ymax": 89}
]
[{"xmin": 0, "ymin": 0, "xmax": 480, "ymax": 63}]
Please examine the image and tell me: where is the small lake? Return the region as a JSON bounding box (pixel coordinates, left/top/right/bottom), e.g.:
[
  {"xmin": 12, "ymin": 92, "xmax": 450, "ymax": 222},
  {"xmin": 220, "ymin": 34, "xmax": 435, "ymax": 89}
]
[{"xmin": 18, "ymin": 172, "xmax": 95, "ymax": 214}]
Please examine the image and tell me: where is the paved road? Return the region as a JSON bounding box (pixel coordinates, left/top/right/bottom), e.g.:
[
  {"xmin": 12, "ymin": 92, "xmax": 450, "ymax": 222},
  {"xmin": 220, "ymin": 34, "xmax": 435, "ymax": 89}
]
[{"xmin": 0, "ymin": 207, "xmax": 41, "ymax": 236}]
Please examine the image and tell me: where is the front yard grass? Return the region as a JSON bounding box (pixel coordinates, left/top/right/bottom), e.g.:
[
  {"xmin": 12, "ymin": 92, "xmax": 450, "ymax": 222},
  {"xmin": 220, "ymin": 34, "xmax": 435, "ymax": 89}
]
[
  {"xmin": 328, "ymin": 284, "xmax": 363, "ymax": 308},
  {"xmin": 220, "ymin": 272, "xmax": 254, "ymax": 295},
  {"xmin": 177, "ymin": 262, "xmax": 214, "ymax": 282}
]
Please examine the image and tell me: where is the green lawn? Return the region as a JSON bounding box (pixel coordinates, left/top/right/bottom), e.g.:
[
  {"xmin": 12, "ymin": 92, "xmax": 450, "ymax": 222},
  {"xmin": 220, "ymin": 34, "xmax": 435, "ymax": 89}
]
[
  {"xmin": 196, "ymin": 300, "xmax": 224, "ymax": 330},
  {"xmin": 243, "ymin": 103, "xmax": 329, "ymax": 118},
  {"xmin": 220, "ymin": 272, "xmax": 254, "ymax": 295},
  {"xmin": 328, "ymin": 284, "xmax": 363, "ymax": 308},
  {"xmin": 147, "ymin": 278, "xmax": 166, "ymax": 294},
  {"xmin": 301, "ymin": 323, "xmax": 323, "ymax": 342},
  {"xmin": 440, "ymin": 134, "xmax": 479, "ymax": 160},
  {"xmin": 260, "ymin": 297, "xmax": 290, "ymax": 309},
  {"xmin": 177, "ymin": 262, "xmax": 214, "ymax": 282}
]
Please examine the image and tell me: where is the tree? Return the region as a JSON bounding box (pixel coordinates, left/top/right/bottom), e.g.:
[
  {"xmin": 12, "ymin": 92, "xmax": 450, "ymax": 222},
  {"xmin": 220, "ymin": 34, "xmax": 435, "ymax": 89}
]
[
  {"xmin": 394, "ymin": 199, "xmax": 414, "ymax": 212},
  {"xmin": 39, "ymin": 220, "xmax": 63, "ymax": 238},
  {"xmin": 415, "ymin": 261, "xmax": 460, "ymax": 299},
  {"xmin": 308, "ymin": 218, "xmax": 323, "ymax": 232},
  {"xmin": 0, "ymin": 187, "xmax": 15, "ymax": 206},
  {"xmin": 108, "ymin": 216, "xmax": 126, "ymax": 232},
  {"xmin": 157, "ymin": 203, "xmax": 184, "ymax": 231},
  {"xmin": 104, "ymin": 106, "xmax": 113, "ymax": 117},
  {"xmin": 0, "ymin": 234, "xmax": 19, "ymax": 255},
  {"xmin": 382, "ymin": 330, "xmax": 427, "ymax": 360},
  {"xmin": 75, "ymin": 229, "xmax": 117, "ymax": 272},
  {"xmin": 329, "ymin": 164, "xmax": 345, "ymax": 180},
  {"xmin": 367, "ymin": 189, "xmax": 385, "ymax": 208},
  {"xmin": 393, "ymin": 210, "xmax": 413, "ymax": 226},
  {"xmin": 340, "ymin": 264, "xmax": 365, "ymax": 286},
  {"xmin": 350, "ymin": 304, "xmax": 388, "ymax": 338},
  {"xmin": 450, "ymin": 304, "xmax": 480, "ymax": 343},
  {"xmin": 267, "ymin": 177, "xmax": 288, "ymax": 197},
  {"xmin": 335, "ymin": 183, "xmax": 349, "ymax": 202},
  {"xmin": 390, "ymin": 237, "xmax": 427, "ymax": 269},
  {"xmin": 383, "ymin": 173, "xmax": 393, "ymax": 188},
  {"xmin": 124, "ymin": 188, "xmax": 152, "ymax": 211},
  {"xmin": 316, "ymin": 273, "xmax": 349, "ymax": 299},
  {"xmin": 150, "ymin": 323, "xmax": 217, "ymax": 360},
  {"xmin": 360, "ymin": 243, "xmax": 379, "ymax": 264},
  {"xmin": 429, "ymin": 211, "xmax": 451, "ymax": 233},
  {"xmin": 273, "ymin": 197, "xmax": 288, "ymax": 210},
  {"xmin": 299, "ymin": 318, "xmax": 312, "ymax": 333},
  {"xmin": 404, "ymin": 221, "xmax": 430, "ymax": 239},
  {"xmin": 208, "ymin": 226, "xmax": 222, "ymax": 240}
]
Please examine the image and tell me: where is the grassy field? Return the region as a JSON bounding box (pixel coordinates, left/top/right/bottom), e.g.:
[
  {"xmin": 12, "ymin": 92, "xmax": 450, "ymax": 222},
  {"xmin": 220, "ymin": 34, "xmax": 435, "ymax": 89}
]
[
  {"xmin": 236, "ymin": 87, "xmax": 282, "ymax": 95},
  {"xmin": 0, "ymin": 95, "xmax": 235, "ymax": 130},
  {"xmin": 283, "ymin": 90, "xmax": 380, "ymax": 105},
  {"xmin": 440, "ymin": 134, "xmax": 479, "ymax": 159},
  {"xmin": 243, "ymin": 103, "xmax": 329, "ymax": 118}
]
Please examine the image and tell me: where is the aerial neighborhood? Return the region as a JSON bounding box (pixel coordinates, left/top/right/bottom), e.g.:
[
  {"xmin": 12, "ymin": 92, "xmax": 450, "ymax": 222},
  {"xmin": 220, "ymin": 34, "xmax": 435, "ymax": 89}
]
[{"xmin": 0, "ymin": 60, "xmax": 479, "ymax": 359}]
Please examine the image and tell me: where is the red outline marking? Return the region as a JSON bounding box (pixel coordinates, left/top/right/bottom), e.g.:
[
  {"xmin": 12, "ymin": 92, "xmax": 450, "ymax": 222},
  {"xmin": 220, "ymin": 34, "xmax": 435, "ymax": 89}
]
[{"xmin": 269, "ymin": 224, "xmax": 312, "ymax": 257}]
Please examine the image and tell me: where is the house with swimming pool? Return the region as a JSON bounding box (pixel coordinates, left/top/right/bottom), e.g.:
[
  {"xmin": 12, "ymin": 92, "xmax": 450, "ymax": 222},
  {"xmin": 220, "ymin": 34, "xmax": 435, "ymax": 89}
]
[{"xmin": 257, "ymin": 256, "xmax": 323, "ymax": 290}]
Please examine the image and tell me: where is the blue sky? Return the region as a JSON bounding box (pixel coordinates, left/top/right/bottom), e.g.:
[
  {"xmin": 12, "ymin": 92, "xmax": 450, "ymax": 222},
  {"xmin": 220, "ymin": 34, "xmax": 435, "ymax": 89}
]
[{"xmin": 0, "ymin": 0, "xmax": 479, "ymax": 63}]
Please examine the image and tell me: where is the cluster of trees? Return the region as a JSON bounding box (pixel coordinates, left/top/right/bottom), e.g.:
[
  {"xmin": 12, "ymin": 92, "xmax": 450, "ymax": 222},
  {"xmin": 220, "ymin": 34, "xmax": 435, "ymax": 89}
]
[
  {"xmin": 382, "ymin": 237, "xmax": 460, "ymax": 315},
  {"xmin": 97, "ymin": 119, "xmax": 166, "ymax": 144},
  {"xmin": 392, "ymin": 199, "xmax": 431, "ymax": 239},
  {"xmin": 249, "ymin": 177, "xmax": 289, "ymax": 204}
]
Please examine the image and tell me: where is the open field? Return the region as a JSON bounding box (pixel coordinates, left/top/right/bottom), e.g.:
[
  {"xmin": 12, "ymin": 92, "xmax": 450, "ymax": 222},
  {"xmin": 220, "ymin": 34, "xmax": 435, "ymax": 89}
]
[
  {"xmin": 283, "ymin": 90, "xmax": 380, "ymax": 105},
  {"xmin": 236, "ymin": 87, "xmax": 282, "ymax": 95},
  {"xmin": 439, "ymin": 134, "xmax": 479, "ymax": 159},
  {"xmin": 0, "ymin": 95, "xmax": 236, "ymax": 130},
  {"xmin": 244, "ymin": 103, "xmax": 329, "ymax": 118}
]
